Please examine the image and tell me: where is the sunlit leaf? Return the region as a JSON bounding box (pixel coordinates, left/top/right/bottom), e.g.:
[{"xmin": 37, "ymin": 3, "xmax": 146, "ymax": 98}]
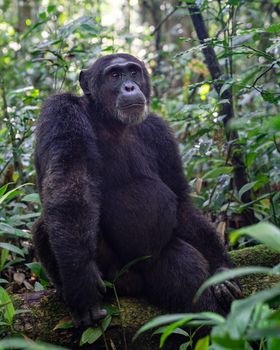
[
  {"xmin": 53, "ymin": 317, "xmax": 74, "ymax": 330},
  {"xmin": 0, "ymin": 287, "xmax": 15, "ymax": 325},
  {"xmin": 230, "ymin": 223, "xmax": 280, "ymax": 252},
  {"xmin": 194, "ymin": 336, "xmax": 209, "ymax": 350}
]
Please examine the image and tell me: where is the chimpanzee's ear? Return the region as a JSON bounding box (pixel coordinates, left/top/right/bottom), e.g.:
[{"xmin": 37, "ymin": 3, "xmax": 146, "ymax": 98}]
[{"xmin": 79, "ymin": 70, "xmax": 91, "ymax": 96}]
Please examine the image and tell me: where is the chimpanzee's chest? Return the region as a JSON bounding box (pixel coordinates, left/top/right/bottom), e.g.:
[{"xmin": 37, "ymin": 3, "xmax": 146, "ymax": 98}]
[{"xmin": 96, "ymin": 133, "xmax": 159, "ymax": 192}]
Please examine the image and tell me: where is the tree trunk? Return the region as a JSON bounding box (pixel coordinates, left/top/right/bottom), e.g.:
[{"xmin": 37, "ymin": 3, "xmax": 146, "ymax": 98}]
[{"xmin": 17, "ymin": 0, "xmax": 32, "ymax": 33}]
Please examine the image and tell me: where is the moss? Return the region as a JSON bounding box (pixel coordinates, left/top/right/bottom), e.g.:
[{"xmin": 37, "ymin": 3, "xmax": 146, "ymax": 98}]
[{"xmin": 230, "ymin": 245, "xmax": 280, "ymax": 268}]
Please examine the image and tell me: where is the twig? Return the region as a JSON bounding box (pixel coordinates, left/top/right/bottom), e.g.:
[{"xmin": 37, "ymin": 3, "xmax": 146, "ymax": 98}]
[
  {"xmin": 242, "ymin": 44, "xmax": 275, "ymax": 61},
  {"xmin": 252, "ymin": 62, "xmax": 277, "ymax": 87},
  {"xmin": 151, "ymin": 5, "xmax": 178, "ymax": 36},
  {"xmin": 270, "ymin": 194, "xmax": 278, "ymax": 226}
]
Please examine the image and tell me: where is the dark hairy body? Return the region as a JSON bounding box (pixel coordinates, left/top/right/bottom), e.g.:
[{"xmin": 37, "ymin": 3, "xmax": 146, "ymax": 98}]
[{"xmin": 33, "ymin": 53, "xmax": 241, "ymax": 327}]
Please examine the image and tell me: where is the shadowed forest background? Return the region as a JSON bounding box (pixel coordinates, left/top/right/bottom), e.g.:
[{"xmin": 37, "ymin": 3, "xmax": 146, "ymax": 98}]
[{"xmin": 0, "ymin": 0, "xmax": 280, "ymax": 349}]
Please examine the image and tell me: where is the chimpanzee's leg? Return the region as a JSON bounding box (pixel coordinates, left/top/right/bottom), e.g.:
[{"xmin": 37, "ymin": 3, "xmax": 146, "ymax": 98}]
[
  {"xmin": 142, "ymin": 237, "xmax": 225, "ymax": 315},
  {"xmin": 32, "ymin": 216, "xmax": 62, "ymax": 293}
]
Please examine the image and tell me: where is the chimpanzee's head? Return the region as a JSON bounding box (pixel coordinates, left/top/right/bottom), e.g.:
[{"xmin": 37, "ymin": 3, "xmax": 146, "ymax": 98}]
[{"xmin": 79, "ymin": 53, "xmax": 151, "ymax": 125}]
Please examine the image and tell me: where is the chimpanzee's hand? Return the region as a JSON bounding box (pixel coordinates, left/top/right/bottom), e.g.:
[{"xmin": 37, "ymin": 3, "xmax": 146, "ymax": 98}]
[
  {"xmin": 72, "ymin": 305, "xmax": 108, "ymax": 328},
  {"xmin": 212, "ymin": 267, "xmax": 242, "ymax": 312},
  {"xmin": 63, "ymin": 261, "xmax": 107, "ymax": 327}
]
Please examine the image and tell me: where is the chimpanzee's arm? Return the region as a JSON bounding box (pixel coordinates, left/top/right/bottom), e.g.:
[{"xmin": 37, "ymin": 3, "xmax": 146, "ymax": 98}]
[{"xmin": 35, "ymin": 93, "xmax": 106, "ymax": 326}]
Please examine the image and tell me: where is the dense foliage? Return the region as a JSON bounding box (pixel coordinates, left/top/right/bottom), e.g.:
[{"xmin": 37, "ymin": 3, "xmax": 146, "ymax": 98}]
[{"xmin": 0, "ymin": 0, "xmax": 279, "ymax": 349}]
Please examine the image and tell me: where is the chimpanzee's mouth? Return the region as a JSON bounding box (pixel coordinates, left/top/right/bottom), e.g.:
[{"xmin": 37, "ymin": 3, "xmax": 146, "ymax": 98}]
[{"xmin": 120, "ymin": 103, "xmax": 145, "ymax": 109}]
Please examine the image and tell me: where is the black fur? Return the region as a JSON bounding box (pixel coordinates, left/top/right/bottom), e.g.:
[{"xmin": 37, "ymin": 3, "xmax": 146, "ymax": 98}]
[{"xmin": 33, "ymin": 53, "xmax": 241, "ymax": 326}]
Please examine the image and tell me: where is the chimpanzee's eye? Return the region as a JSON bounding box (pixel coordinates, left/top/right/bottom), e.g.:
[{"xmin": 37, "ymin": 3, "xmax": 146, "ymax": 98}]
[
  {"xmin": 130, "ymin": 71, "xmax": 137, "ymax": 77},
  {"xmin": 111, "ymin": 71, "xmax": 120, "ymax": 79}
]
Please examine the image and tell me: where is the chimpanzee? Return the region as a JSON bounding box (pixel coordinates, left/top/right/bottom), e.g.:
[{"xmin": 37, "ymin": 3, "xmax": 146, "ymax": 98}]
[{"xmin": 32, "ymin": 53, "xmax": 241, "ymax": 327}]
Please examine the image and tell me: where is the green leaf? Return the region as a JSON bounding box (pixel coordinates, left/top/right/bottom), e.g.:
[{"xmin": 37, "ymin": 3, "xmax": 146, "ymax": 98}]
[
  {"xmin": 79, "ymin": 315, "xmax": 111, "ymax": 345},
  {"xmin": 0, "ymin": 183, "xmax": 33, "ymax": 206},
  {"xmin": 0, "ymin": 249, "xmax": 9, "ymax": 271},
  {"xmin": 195, "ymin": 266, "xmax": 272, "ymax": 301},
  {"xmin": 180, "ymin": 342, "xmax": 191, "ymax": 350},
  {"xmin": 219, "ymin": 82, "xmax": 232, "ymax": 97},
  {"xmin": 0, "ymin": 301, "xmax": 12, "ymax": 309},
  {"xmin": 26, "ymin": 262, "xmax": 48, "ymax": 282},
  {"xmin": 101, "ymin": 315, "xmax": 112, "ymax": 331},
  {"xmin": 104, "ymin": 281, "xmax": 113, "ymax": 288},
  {"xmin": 238, "ymin": 181, "xmax": 258, "ymax": 201},
  {"xmin": 103, "ymin": 304, "xmax": 119, "ymax": 316},
  {"xmin": 248, "ymin": 326, "xmax": 280, "ymax": 339},
  {"xmin": 225, "ymin": 284, "xmax": 280, "ymax": 338},
  {"xmin": 0, "ymin": 243, "xmax": 24, "ymax": 257},
  {"xmin": 245, "ymin": 153, "xmax": 257, "ymax": 168},
  {"xmin": 47, "ymin": 5, "xmax": 56, "ymax": 13},
  {"xmin": 39, "ymin": 12, "xmax": 47, "ymax": 20},
  {"xmin": 0, "ymin": 223, "xmax": 31, "ymax": 239},
  {"xmin": 0, "ymin": 337, "xmax": 68, "ymax": 350},
  {"xmin": 80, "ymin": 23, "xmax": 99, "ymax": 35},
  {"xmin": 53, "ymin": 317, "xmax": 74, "ymax": 330},
  {"xmin": 153, "ymin": 326, "xmax": 189, "ymax": 337},
  {"xmin": 160, "ymin": 318, "xmax": 194, "ymax": 347},
  {"xmin": 135, "ymin": 314, "xmax": 190, "ymax": 339},
  {"xmin": 261, "ymin": 91, "xmax": 279, "ymax": 104},
  {"xmin": 267, "ymin": 23, "xmax": 280, "ymax": 34},
  {"xmin": 0, "ymin": 183, "xmax": 10, "ymax": 197},
  {"xmin": 230, "ymin": 222, "xmax": 280, "ymax": 252},
  {"xmin": 265, "ymin": 115, "xmax": 280, "ymax": 131},
  {"xmin": 0, "ymin": 287, "xmax": 15, "ymax": 325},
  {"xmin": 134, "ymin": 312, "xmax": 224, "ymax": 341},
  {"xmin": 203, "ymin": 167, "xmax": 232, "ymax": 180},
  {"xmin": 267, "ymin": 338, "xmax": 280, "ymax": 350},
  {"xmin": 80, "ymin": 327, "xmax": 102, "ymax": 345},
  {"xmin": 194, "ymin": 336, "xmax": 209, "ymax": 350},
  {"xmin": 21, "ymin": 193, "xmax": 41, "ymax": 203}
]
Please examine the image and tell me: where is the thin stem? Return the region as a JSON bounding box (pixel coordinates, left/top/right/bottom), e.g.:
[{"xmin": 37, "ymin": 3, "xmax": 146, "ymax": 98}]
[
  {"xmin": 270, "ymin": 194, "xmax": 277, "ymax": 226},
  {"xmin": 112, "ymin": 283, "xmax": 127, "ymax": 350},
  {"xmin": 101, "ymin": 323, "xmax": 109, "ymax": 350},
  {"xmin": 252, "ymin": 62, "xmax": 277, "ymax": 88},
  {"xmin": 150, "ymin": 4, "xmax": 178, "ymax": 36}
]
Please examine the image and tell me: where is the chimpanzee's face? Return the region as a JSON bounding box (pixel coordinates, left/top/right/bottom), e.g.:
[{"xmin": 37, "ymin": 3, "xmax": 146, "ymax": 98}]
[
  {"xmin": 101, "ymin": 57, "xmax": 148, "ymax": 125},
  {"xmin": 79, "ymin": 54, "xmax": 150, "ymax": 126}
]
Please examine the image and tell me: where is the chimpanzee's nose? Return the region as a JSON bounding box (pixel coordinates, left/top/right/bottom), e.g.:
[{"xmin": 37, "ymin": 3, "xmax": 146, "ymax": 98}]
[{"xmin": 124, "ymin": 83, "xmax": 135, "ymax": 92}]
